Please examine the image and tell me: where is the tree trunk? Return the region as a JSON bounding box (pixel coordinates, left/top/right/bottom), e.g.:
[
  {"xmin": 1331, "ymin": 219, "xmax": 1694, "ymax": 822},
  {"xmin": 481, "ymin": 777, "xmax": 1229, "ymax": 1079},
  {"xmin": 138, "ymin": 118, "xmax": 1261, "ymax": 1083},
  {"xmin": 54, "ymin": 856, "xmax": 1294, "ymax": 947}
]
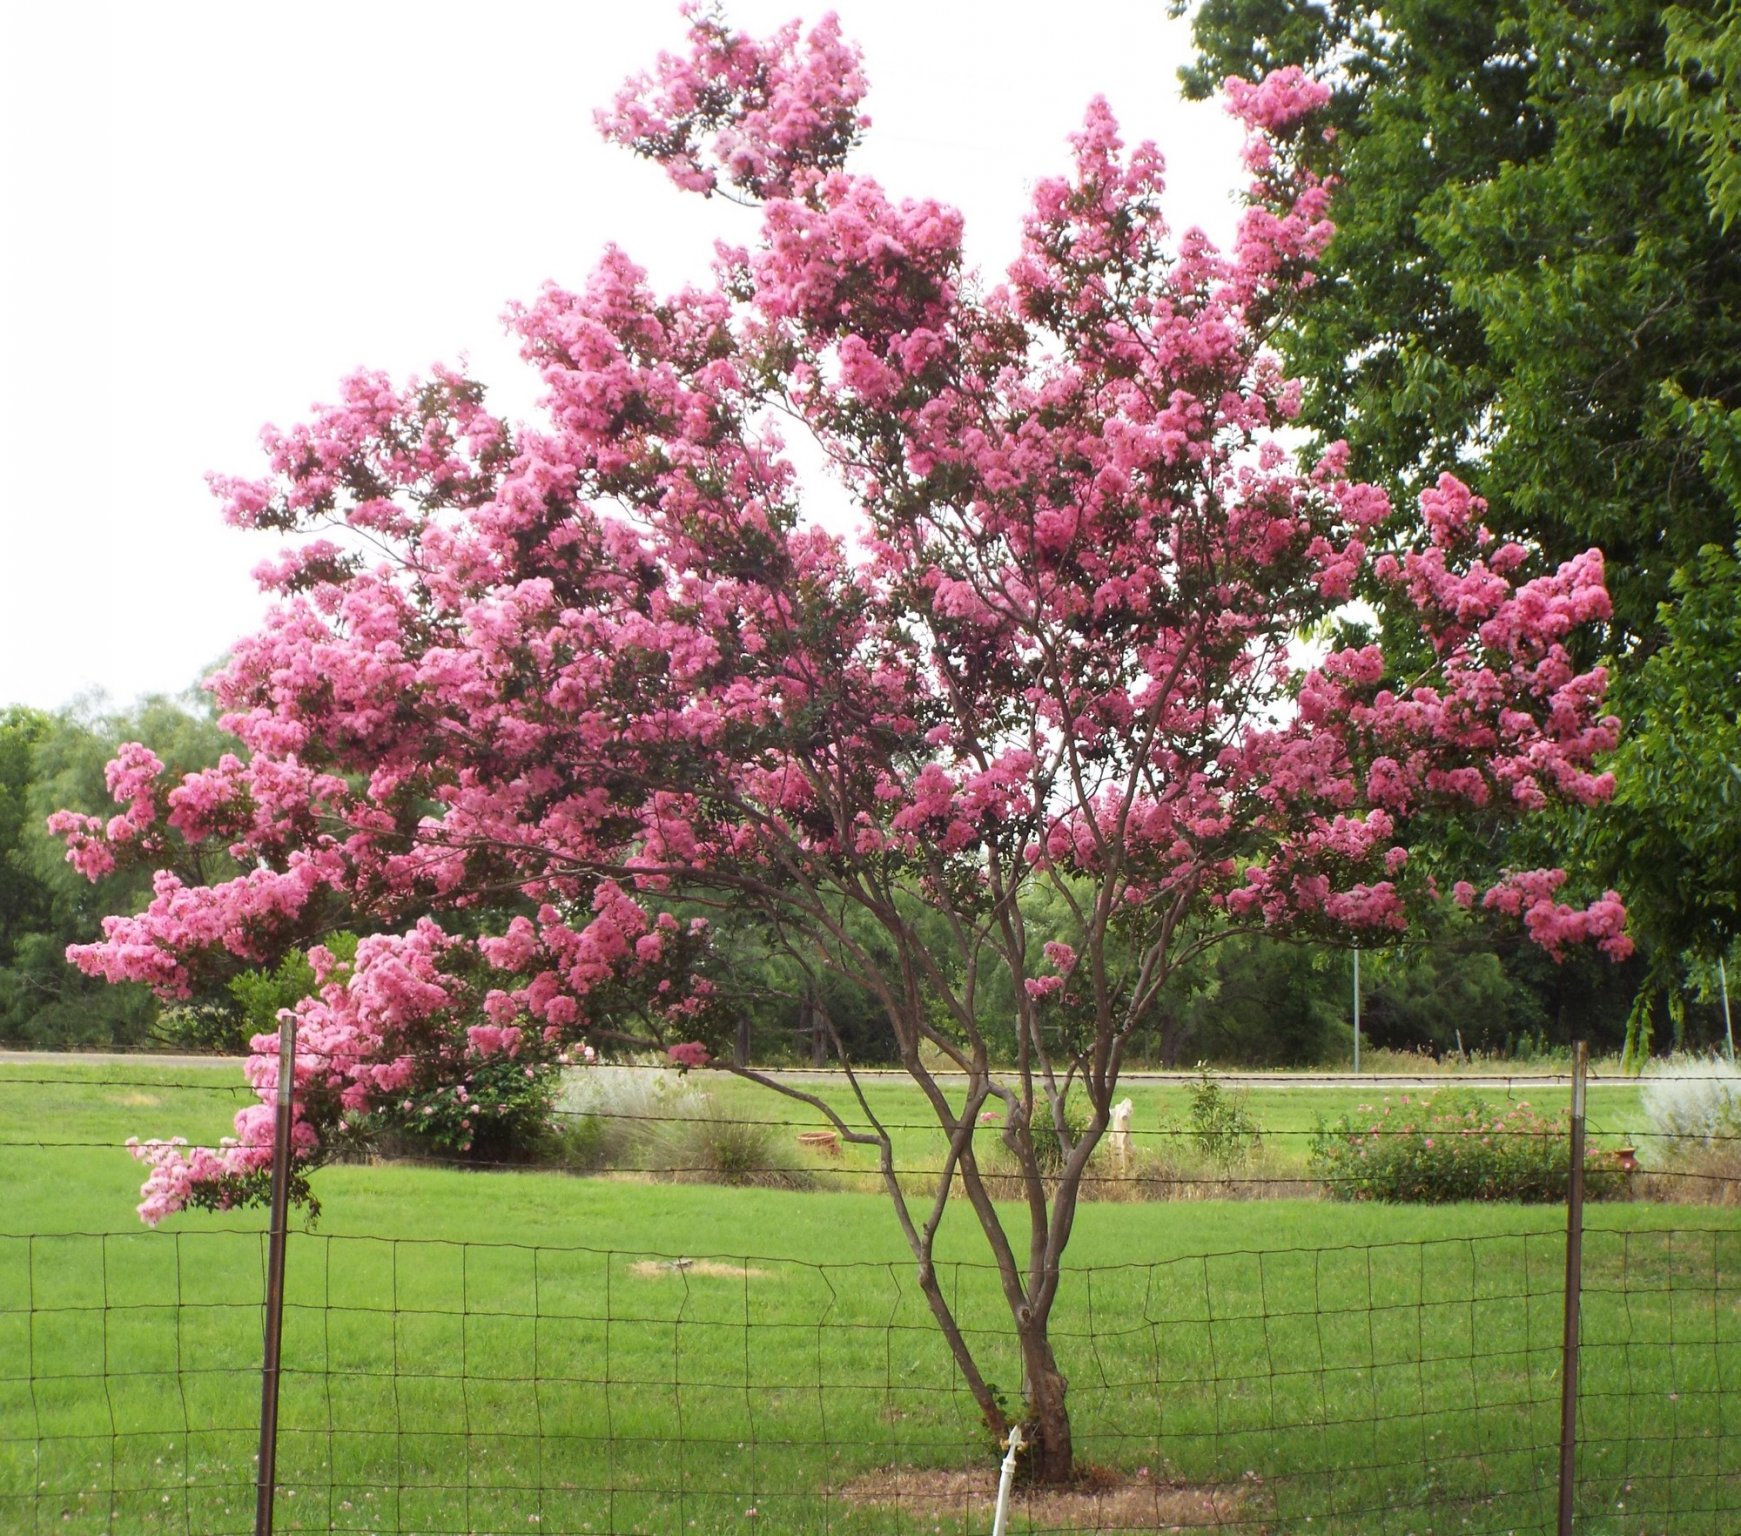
[
  {"xmin": 1019, "ymin": 1327, "xmax": 1074, "ymax": 1485},
  {"xmin": 733, "ymin": 1011, "xmax": 751, "ymax": 1068},
  {"xmin": 800, "ymin": 995, "xmax": 829, "ymax": 1065},
  {"xmin": 1159, "ymin": 1006, "xmax": 1184, "ymax": 1070}
]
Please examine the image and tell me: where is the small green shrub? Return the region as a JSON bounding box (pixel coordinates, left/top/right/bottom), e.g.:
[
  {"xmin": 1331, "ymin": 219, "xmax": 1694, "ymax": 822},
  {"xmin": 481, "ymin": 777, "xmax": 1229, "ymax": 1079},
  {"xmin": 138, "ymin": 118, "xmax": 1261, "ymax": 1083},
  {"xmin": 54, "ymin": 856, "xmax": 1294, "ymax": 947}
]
[
  {"xmin": 384, "ymin": 1055, "xmax": 563, "ymax": 1164},
  {"xmin": 226, "ymin": 935, "xmax": 360, "ymax": 1048},
  {"xmin": 1310, "ymin": 1088, "xmax": 1626, "ymax": 1203},
  {"xmin": 548, "ymin": 1107, "xmax": 617, "ymax": 1172},
  {"xmin": 1169, "ymin": 1066, "xmax": 1261, "ymax": 1173}
]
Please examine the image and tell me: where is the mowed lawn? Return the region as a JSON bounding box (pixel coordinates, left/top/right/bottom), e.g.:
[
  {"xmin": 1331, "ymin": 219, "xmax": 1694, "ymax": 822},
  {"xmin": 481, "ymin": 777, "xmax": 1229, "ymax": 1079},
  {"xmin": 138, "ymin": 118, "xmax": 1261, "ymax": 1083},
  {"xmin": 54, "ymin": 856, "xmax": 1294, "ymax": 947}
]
[{"xmin": 2, "ymin": 1060, "xmax": 1735, "ymax": 1535}]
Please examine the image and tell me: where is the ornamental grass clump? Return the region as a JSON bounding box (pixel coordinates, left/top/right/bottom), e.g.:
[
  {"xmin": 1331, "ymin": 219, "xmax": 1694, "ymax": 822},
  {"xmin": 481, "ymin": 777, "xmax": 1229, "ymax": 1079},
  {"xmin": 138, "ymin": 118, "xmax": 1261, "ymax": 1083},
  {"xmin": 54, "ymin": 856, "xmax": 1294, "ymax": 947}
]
[
  {"xmin": 666, "ymin": 1105, "xmax": 817, "ymax": 1191},
  {"xmin": 553, "ymin": 1060, "xmax": 706, "ymax": 1170},
  {"xmin": 1639, "ymin": 1054, "xmax": 1741, "ymax": 1157},
  {"xmin": 551, "ymin": 1062, "xmax": 816, "ymax": 1189},
  {"xmin": 1637, "ymin": 1055, "xmax": 1741, "ymax": 1202},
  {"xmin": 1310, "ymin": 1088, "xmax": 1626, "ymax": 1203}
]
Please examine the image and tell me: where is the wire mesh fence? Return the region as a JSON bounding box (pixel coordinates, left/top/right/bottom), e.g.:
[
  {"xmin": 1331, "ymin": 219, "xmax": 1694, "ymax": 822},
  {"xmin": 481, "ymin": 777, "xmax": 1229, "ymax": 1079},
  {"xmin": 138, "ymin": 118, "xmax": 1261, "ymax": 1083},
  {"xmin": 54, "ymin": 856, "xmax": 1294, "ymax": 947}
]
[
  {"xmin": 6, "ymin": 1226, "xmax": 1739, "ymax": 1534},
  {"xmin": 2, "ymin": 1056, "xmax": 1738, "ymax": 1534}
]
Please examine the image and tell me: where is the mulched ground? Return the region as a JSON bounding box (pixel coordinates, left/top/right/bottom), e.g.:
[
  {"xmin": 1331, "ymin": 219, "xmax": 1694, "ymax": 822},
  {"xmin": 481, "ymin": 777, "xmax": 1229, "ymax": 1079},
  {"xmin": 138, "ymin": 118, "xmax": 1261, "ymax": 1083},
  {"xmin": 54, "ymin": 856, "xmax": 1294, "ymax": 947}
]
[{"xmin": 837, "ymin": 1463, "xmax": 1264, "ymax": 1530}]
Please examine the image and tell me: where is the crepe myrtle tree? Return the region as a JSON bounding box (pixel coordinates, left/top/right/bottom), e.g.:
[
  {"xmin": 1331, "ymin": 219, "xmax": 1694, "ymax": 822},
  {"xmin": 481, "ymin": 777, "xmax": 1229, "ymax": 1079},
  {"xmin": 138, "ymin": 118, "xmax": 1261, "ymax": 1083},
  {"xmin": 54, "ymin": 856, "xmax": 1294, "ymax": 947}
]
[{"xmin": 53, "ymin": 9, "xmax": 1630, "ymax": 1483}]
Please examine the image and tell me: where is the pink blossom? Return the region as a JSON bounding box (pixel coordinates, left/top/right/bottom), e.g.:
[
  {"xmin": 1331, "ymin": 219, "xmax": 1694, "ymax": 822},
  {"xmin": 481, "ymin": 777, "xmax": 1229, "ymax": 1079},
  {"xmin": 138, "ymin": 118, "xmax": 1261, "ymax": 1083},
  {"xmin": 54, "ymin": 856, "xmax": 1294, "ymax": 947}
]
[
  {"xmin": 1223, "ymin": 67, "xmax": 1332, "ymax": 134},
  {"xmin": 1041, "ymin": 941, "xmax": 1078, "ymax": 976}
]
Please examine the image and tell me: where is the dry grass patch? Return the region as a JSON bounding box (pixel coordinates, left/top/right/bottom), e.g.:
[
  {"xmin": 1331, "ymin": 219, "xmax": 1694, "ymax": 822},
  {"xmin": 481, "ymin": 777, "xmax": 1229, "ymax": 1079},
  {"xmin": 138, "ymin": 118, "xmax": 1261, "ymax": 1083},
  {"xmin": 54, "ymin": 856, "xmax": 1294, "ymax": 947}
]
[
  {"xmin": 627, "ymin": 1258, "xmax": 770, "ymax": 1280},
  {"xmin": 1636, "ymin": 1142, "xmax": 1741, "ymax": 1205}
]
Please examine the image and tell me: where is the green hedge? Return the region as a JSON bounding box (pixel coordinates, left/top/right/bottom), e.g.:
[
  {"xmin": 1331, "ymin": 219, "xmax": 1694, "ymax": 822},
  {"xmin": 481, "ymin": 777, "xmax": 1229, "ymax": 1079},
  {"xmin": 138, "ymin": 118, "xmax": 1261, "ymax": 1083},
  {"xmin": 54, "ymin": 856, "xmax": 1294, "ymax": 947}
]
[{"xmin": 1310, "ymin": 1088, "xmax": 1628, "ymax": 1203}]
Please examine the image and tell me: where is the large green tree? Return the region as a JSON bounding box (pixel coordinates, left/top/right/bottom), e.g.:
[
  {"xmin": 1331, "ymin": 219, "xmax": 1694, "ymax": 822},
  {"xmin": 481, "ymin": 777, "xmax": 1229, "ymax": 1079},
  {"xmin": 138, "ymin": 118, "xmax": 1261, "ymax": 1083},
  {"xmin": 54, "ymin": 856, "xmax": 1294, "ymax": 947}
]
[
  {"xmin": 1178, "ymin": 0, "xmax": 1741, "ymax": 979},
  {"xmin": 0, "ymin": 708, "xmax": 56, "ymax": 966}
]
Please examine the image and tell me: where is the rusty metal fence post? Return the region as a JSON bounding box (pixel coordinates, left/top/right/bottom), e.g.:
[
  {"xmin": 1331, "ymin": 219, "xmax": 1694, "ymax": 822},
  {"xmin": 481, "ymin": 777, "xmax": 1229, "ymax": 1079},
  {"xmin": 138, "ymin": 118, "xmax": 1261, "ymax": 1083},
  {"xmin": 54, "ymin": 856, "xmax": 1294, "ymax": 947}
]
[
  {"xmin": 1557, "ymin": 1039, "xmax": 1587, "ymax": 1536},
  {"xmin": 254, "ymin": 1015, "xmax": 297, "ymax": 1536}
]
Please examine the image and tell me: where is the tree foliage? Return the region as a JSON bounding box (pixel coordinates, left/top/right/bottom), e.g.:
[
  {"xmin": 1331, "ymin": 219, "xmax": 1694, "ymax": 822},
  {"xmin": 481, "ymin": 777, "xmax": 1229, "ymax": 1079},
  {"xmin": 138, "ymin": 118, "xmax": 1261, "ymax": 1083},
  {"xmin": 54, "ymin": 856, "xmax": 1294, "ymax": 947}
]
[
  {"xmin": 1585, "ymin": 543, "xmax": 1741, "ymax": 959},
  {"xmin": 1176, "ymin": 0, "xmax": 1741, "ymax": 969},
  {"xmin": 55, "ymin": 12, "xmax": 1629, "ymax": 1481},
  {"xmin": 0, "ymin": 708, "xmax": 56, "ymax": 968},
  {"xmin": 1620, "ymin": 1, "xmax": 1741, "ymax": 230}
]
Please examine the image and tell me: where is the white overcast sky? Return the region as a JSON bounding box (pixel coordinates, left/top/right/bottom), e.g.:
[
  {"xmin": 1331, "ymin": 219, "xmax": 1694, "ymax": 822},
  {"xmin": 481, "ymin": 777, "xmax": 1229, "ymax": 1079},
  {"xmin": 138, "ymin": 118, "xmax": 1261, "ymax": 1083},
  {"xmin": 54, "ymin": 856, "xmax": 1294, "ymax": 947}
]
[{"xmin": 0, "ymin": 1, "xmax": 1244, "ymax": 715}]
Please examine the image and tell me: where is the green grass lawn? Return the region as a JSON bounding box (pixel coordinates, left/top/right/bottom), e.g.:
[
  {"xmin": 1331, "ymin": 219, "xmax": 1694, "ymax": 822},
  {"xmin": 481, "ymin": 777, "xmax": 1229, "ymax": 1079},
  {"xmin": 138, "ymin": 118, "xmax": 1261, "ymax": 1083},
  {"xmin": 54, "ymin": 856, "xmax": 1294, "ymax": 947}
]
[{"xmin": 2, "ymin": 1061, "xmax": 1734, "ymax": 1535}]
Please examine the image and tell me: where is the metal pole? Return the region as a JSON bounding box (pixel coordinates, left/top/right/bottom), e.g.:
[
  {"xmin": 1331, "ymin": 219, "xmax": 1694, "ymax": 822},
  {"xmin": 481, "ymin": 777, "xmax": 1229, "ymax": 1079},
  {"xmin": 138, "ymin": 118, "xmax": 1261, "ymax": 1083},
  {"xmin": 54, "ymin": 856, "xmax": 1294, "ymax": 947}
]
[
  {"xmin": 1352, "ymin": 946, "xmax": 1361, "ymax": 1074},
  {"xmin": 1720, "ymin": 957, "xmax": 1734, "ymax": 1064},
  {"xmin": 255, "ymin": 1016, "xmax": 297, "ymax": 1536},
  {"xmin": 1557, "ymin": 1039, "xmax": 1588, "ymax": 1536}
]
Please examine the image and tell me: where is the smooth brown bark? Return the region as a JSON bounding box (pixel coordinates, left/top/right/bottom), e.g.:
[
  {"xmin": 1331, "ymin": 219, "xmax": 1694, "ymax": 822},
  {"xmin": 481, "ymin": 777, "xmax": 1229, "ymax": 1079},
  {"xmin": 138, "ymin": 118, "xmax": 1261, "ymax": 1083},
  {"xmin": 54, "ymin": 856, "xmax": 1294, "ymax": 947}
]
[{"xmin": 1018, "ymin": 1328, "xmax": 1074, "ymax": 1486}]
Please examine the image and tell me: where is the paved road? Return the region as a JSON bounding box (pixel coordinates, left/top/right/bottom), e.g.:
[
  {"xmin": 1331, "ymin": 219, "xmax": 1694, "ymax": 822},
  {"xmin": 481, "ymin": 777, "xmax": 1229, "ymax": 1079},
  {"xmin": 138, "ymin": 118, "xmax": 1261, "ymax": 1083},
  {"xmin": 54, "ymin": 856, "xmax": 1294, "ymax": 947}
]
[
  {"xmin": 0, "ymin": 1049, "xmax": 1617, "ymax": 1090},
  {"xmin": 745, "ymin": 1066, "xmax": 1613, "ymax": 1089},
  {"xmin": 0, "ymin": 1049, "xmax": 251, "ymax": 1071}
]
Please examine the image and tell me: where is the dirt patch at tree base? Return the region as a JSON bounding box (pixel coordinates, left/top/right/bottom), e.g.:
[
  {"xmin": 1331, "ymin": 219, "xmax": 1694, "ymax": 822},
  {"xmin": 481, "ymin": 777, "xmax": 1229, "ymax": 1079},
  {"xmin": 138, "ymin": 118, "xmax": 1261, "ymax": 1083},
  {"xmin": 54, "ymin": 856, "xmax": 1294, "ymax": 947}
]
[{"xmin": 837, "ymin": 1464, "xmax": 1261, "ymax": 1529}]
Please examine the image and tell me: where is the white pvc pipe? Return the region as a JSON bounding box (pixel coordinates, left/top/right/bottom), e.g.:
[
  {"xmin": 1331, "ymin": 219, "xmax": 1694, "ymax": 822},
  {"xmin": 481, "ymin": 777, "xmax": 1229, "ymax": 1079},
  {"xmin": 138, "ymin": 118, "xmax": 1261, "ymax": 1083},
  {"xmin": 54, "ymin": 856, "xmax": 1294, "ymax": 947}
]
[{"xmin": 990, "ymin": 1423, "xmax": 1026, "ymax": 1536}]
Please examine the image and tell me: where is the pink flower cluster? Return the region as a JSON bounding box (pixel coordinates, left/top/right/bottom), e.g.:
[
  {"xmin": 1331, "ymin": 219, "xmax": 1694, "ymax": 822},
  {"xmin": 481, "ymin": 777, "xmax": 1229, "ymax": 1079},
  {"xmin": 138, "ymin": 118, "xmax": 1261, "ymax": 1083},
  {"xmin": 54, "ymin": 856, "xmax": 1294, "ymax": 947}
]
[
  {"xmin": 1223, "ymin": 67, "xmax": 1332, "ymax": 135},
  {"xmin": 46, "ymin": 742, "xmax": 169, "ymax": 879},
  {"xmin": 597, "ymin": 6, "xmax": 868, "ymax": 201},
  {"xmin": 1483, "ymin": 870, "xmax": 1632, "ymax": 960},
  {"xmin": 128, "ymin": 1109, "xmax": 317, "ymax": 1227}
]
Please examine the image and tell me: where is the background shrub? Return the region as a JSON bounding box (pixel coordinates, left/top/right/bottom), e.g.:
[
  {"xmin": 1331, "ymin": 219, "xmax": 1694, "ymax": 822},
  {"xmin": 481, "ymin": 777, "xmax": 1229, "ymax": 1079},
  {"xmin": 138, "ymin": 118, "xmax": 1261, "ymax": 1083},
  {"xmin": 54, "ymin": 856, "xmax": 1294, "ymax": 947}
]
[
  {"xmin": 374, "ymin": 1055, "xmax": 563, "ymax": 1164},
  {"xmin": 1028, "ymin": 1091, "xmax": 1090, "ymax": 1175},
  {"xmin": 1310, "ymin": 1088, "xmax": 1626, "ymax": 1203},
  {"xmin": 1162, "ymin": 1068, "xmax": 1262, "ymax": 1174}
]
